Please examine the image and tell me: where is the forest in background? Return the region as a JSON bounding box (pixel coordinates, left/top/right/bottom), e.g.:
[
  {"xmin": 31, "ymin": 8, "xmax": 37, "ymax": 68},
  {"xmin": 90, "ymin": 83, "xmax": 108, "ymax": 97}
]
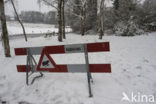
[
  {"xmin": 4, "ymin": 0, "xmax": 156, "ymax": 35},
  {"xmin": 1, "ymin": 0, "xmax": 156, "ymax": 57}
]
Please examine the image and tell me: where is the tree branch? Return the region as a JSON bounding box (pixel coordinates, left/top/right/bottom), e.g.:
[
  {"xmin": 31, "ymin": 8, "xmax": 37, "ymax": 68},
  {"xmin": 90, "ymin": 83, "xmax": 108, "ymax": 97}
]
[
  {"xmin": 10, "ymin": 0, "xmax": 28, "ymax": 41},
  {"xmin": 42, "ymin": 0, "xmax": 58, "ymax": 10}
]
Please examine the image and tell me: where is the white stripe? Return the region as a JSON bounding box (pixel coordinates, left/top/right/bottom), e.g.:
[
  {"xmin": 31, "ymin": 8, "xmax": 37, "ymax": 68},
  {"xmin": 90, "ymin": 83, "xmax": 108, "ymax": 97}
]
[
  {"xmin": 29, "ymin": 47, "xmax": 44, "ymax": 55},
  {"xmin": 67, "ymin": 64, "xmax": 87, "ymax": 72}
]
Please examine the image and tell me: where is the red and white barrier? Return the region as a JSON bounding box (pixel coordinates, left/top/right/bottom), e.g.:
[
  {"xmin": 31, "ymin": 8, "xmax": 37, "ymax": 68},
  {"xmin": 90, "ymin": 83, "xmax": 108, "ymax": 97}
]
[
  {"xmin": 14, "ymin": 42, "xmax": 112, "ymax": 96},
  {"xmin": 14, "ymin": 42, "xmax": 111, "ymax": 73}
]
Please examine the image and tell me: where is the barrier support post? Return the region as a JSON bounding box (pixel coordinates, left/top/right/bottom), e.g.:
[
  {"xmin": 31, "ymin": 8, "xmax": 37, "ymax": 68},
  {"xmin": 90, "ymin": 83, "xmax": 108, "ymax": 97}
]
[
  {"xmin": 26, "ymin": 48, "xmax": 43, "ymax": 85},
  {"xmin": 84, "ymin": 44, "xmax": 93, "ymax": 97},
  {"xmin": 26, "ymin": 50, "xmax": 29, "ymax": 85}
]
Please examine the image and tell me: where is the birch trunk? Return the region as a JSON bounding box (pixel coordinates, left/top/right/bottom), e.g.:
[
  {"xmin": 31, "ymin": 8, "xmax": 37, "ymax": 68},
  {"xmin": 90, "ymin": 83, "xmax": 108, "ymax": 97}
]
[
  {"xmin": 62, "ymin": 0, "xmax": 66, "ymax": 39},
  {"xmin": 0, "ymin": 0, "xmax": 11, "ymax": 57},
  {"xmin": 99, "ymin": 0, "xmax": 105, "ymax": 39},
  {"xmin": 58, "ymin": 0, "xmax": 63, "ymax": 42},
  {"xmin": 81, "ymin": 2, "xmax": 86, "ymax": 36}
]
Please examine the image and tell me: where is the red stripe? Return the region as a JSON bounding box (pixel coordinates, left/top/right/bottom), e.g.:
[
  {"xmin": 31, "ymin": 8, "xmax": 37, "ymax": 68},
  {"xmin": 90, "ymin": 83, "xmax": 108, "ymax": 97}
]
[
  {"xmin": 14, "ymin": 48, "xmax": 27, "ymax": 55},
  {"xmin": 16, "ymin": 64, "xmax": 111, "ymax": 73},
  {"xmin": 46, "ymin": 45, "xmax": 65, "ymax": 54},
  {"xmin": 87, "ymin": 42, "xmax": 110, "ymax": 52},
  {"xmin": 89, "ymin": 64, "xmax": 111, "ymax": 73},
  {"xmin": 17, "ymin": 65, "xmax": 30, "ymax": 72}
]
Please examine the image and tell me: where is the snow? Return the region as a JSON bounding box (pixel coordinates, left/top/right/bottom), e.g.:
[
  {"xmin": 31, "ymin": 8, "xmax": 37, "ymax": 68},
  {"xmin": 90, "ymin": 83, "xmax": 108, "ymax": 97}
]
[
  {"xmin": 0, "ymin": 32, "xmax": 156, "ymax": 104},
  {"xmin": 6, "ymin": 21, "xmax": 72, "ymax": 35}
]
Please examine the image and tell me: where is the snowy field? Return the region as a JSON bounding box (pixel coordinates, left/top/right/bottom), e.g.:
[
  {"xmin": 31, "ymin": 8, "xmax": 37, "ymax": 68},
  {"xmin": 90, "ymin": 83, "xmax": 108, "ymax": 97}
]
[
  {"xmin": 0, "ymin": 32, "xmax": 156, "ymax": 104},
  {"xmin": 6, "ymin": 21, "xmax": 72, "ymax": 35}
]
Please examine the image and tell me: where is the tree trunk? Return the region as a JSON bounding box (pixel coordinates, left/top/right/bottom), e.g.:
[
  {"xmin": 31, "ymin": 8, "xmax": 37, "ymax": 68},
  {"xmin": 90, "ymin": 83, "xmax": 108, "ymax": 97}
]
[
  {"xmin": 10, "ymin": 0, "xmax": 27, "ymax": 41},
  {"xmin": 92, "ymin": 0, "xmax": 97, "ymax": 32},
  {"xmin": 62, "ymin": 0, "xmax": 66, "ymax": 39},
  {"xmin": 99, "ymin": 0, "xmax": 105, "ymax": 39},
  {"xmin": 81, "ymin": 18, "xmax": 85, "ymax": 36},
  {"xmin": 81, "ymin": 3, "xmax": 86, "ymax": 36},
  {"xmin": 81, "ymin": 17, "xmax": 85, "ymax": 36},
  {"xmin": 58, "ymin": 0, "xmax": 63, "ymax": 42},
  {"xmin": 86, "ymin": 0, "xmax": 97, "ymax": 31},
  {"xmin": 0, "ymin": 0, "xmax": 11, "ymax": 57},
  {"xmin": 99, "ymin": 13, "xmax": 104, "ymax": 39}
]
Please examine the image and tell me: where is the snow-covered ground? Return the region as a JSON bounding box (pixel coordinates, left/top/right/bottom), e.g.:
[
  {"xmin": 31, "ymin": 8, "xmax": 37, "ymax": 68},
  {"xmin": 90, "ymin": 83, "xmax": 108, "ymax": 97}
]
[
  {"xmin": 6, "ymin": 21, "xmax": 72, "ymax": 35},
  {"xmin": 0, "ymin": 32, "xmax": 156, "ymax": 104}
]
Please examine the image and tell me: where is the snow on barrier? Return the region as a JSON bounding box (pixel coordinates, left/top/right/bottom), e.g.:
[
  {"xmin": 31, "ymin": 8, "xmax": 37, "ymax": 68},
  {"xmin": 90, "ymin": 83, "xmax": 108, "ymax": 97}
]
[{"xmin": 14, "ymin": 42, "xmax": 111, "ymax": 97}]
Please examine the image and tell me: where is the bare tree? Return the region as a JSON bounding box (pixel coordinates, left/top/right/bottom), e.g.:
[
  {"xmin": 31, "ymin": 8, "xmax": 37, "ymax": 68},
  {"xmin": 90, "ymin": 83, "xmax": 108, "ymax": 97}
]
[
  {"xmin": 67, "ymin": 0, "xmax": 87, "ymax": 36},
  {"xmin": 0, "ymin": 0, "xmax": 11, "ymax": 57},
  {"xmin": 80, "ymin": 0, "xmax": 86, "ymax": 36},
  {"xmin": 41, "ymin": 0, "xmax": 65, "ymax": 42},
  {"xmin": 86, "ymin": 0, "xmax": 98, "ymax": 32},
  {"xmin": 37, "ymin": 0, "xmax": 42, "ymax": 11},
  {"xmin": 58, "ymin": 0, "xmax": 63, "ymax": 41},
  {"xmin": 62, "ymin": 0, "xmax": 66, "ymax": 39},
  {"xmin": 98, "ymin": 0, "xmax": 105, "ymax": 39},
  {"xmin": 10, "ymin": 0, "xmax": 27, "ymax": 41}
]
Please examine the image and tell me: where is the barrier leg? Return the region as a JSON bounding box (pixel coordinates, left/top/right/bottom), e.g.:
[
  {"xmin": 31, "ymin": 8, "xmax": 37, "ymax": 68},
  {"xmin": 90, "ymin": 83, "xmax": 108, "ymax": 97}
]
[
  {"xmin": 26, "ymin": 48, "xmax": 44, "ymax": 85},
  {"xmin": 26, "ymin": 55, "xmax": 29, "ymax": 85},
  {"xmin": 87, "ymin": 72, "xmax": 93, "ymax": 97},
  {"xmin": 84, "ymin": 45, "xmax": 93, "ymax": 97},
  {"xmin": 31, "ymin": 72, "xmax": 43, "ymax": 84}
]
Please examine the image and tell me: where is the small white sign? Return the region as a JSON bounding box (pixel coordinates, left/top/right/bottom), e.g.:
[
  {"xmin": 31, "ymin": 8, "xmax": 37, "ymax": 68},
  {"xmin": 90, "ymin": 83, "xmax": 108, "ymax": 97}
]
[{"xmin": 65, "ymin": 44, "xmax": 84, "ymax": 53}]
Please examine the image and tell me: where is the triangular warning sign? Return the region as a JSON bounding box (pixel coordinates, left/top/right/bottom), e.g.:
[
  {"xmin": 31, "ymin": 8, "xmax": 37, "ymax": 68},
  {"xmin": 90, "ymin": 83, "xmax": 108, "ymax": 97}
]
[
  {"xmin": 37, "ymin": 48, "xmax": 58, "ymax": 71},
  {"xmin": 40, "ymin": 55, "xmax": 54, "ymax": 68}
]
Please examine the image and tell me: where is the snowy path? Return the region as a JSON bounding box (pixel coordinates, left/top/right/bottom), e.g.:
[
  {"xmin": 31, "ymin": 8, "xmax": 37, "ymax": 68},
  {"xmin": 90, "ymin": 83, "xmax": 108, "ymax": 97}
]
[{"xmin": 0, "ymin": 33, "xmax": 156, "ymax": 104}]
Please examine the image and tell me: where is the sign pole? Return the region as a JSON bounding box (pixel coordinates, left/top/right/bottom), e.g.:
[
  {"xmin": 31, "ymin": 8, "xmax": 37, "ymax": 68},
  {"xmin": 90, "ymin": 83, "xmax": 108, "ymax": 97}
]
[
  {"xmin": 26, "ymin": 49, "xmax": 29, "ymax": 85},
  {"xmin": 26, "ymin": 48, "xmax": 33, "ymax": 85},
  {"xmin": 84, "ymin": 44, "xmax": 93, "ymax": 97}
]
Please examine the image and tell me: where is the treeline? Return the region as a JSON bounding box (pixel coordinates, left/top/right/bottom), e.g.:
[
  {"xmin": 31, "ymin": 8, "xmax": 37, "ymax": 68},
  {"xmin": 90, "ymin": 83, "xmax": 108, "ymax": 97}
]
[
  {"xmin": 1, "ymin": 0, "xmax": 156, "ymax": 57},
  {"xmin": 66, "ymin": 0, "xmax": 156, "ymax": 36},
  {"xmin": 19, "ymin": 11, "xmax": 57, "ymax": 24},
  {"xmin": 65, "ymin": 0, "xmax": 98, "ymax": 35}
]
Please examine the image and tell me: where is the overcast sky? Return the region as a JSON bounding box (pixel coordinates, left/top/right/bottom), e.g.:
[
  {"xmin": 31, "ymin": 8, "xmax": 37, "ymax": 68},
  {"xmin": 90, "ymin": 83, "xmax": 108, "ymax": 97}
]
[
  {"xmin": 17, "ymin": 0, "xmax": 55, "ymax": 12},
  {"xmin": 5, "ymin": 0, "xmax": 55, "ymax": 16}
]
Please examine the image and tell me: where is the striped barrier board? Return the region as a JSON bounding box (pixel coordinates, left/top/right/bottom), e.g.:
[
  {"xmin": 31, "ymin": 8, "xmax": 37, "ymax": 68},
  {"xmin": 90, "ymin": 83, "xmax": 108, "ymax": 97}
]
[
  {"xmin": 15, "ymin": 42, "xmax": 110, "ymax": 55},
  {"xmin": 14, "ymin": 42, "xmax": 111, "ymax": 73}
]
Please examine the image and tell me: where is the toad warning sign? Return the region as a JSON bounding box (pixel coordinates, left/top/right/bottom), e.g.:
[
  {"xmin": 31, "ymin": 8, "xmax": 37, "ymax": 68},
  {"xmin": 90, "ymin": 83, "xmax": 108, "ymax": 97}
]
[{"xmin": 37, "ymin": 48, "xmax": 58, "ymax": 71}]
